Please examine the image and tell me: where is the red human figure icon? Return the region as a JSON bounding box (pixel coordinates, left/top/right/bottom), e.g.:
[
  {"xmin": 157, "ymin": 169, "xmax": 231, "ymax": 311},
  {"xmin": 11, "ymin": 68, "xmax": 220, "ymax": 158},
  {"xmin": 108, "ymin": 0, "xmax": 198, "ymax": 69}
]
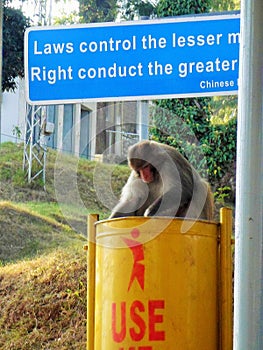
[{"xmin": 122, "ymin": 228, "xmax": 145, "ymax": 291}]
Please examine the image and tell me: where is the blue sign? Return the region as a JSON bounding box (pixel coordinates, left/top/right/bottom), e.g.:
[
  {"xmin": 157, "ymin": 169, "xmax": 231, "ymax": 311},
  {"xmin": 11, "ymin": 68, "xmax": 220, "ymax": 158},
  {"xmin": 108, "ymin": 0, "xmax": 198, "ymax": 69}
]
[{"xmin": 25, "ymin": 13, "xmax": 240, "ymax": 104}]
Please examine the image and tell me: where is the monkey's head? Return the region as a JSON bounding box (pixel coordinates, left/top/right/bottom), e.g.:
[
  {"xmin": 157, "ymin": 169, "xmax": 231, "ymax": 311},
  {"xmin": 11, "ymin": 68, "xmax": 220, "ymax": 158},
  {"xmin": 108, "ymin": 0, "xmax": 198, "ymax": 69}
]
[{"xmin": 128, "ymin": 141, "xmax": 158, "ymax": 183}]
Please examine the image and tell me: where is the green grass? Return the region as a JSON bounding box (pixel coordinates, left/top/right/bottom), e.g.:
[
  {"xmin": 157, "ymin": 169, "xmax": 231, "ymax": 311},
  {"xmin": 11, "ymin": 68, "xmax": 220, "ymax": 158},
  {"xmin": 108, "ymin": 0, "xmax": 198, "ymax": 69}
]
[
  {"xmin": 0, "ymin": 246, "xmax": 87, "ymax": 350},
  {"xmin": 0, "ymin": 141, "xmax": 130, "ymax": 349},
  {"xmin": 0, "ymin": 201, "xmax": 86, "ymax": 265},
  {"xmin": 16, "ymin": 201, "xmax": 88, "ymax": 226},
  {"xmin": 17, "ymin": 201, "xmax": 64, "ymax": 219}
]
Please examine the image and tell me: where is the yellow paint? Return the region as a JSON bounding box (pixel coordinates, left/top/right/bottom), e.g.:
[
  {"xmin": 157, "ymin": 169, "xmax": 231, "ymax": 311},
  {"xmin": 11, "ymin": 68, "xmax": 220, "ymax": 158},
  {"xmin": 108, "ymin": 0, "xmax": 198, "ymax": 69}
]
[
  {"xmin": 87, "ymin": 214, "xmax": 99, "ymax": 350},
  {"xmin": 219, "ymin": 208, "xmax": 233, "ymax": 350},
  {"xmin": 92, "ymin": 217, "xmax": 220, "ymax": 350}
]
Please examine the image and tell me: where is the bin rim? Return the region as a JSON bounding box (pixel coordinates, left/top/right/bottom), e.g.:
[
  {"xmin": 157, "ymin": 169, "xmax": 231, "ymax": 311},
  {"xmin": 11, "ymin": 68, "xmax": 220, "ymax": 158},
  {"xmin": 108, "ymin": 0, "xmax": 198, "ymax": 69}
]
[
  {"xmin": 95, "ymin": 216, "xmax": 218, "ymax": 227},
  {"xmin": 94, "ymin": 216, "xmax": 219, "ymax": 245}
]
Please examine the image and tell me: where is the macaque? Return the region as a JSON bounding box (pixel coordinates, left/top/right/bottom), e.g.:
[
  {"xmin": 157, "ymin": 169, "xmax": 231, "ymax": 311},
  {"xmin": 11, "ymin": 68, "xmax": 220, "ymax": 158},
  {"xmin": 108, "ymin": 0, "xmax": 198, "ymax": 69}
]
[{"xmin": 110, "ymin": 140, "xmax": 214, "ymax": 220}]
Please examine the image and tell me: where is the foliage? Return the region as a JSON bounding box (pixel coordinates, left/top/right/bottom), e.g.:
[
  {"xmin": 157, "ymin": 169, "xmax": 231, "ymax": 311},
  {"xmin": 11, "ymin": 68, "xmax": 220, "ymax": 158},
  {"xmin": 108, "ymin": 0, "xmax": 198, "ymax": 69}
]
[
  {"xmin": 207, "ymin": 0, "xmax": 240, "ymax": 126},
  {"xmin": 78, "ymin": 0, "xmax": 119, "ymax": 23},
  {"xmin": 53, "ymin": 10, "xmax": 79, "ymax": 25},
  {"xmin": 12, "ymin": 125, "xmax": 22, "ymax": 138},
  {"xmin": 153, "ymin": 97, "xmax": 212, "ymax": 140},
  {"xmin": 149, "ymin": 0, "xmax": 237, "ymax": 202},
  {"xmin": 121, "ymin": 0, "xmax": 240, "ymax": 21},
  {"xmin": 149, "ymin": 98, "xmax": 211, "ymax": 177},
  {"xmin": 201, "ymin": 117, "xmax": 237, "ymax": 184},
  {"xmin": 150, "ymin": 103, "xmax": 237, "ymax": 189},
  {"xmin": 211, "ymin": 0, "xmax": 240, "ymax": 12},
  {"xmin": 214, "ymin": 186, "xmax": 232, "ymax": 204},
  {"xmin": 151, "ymin": 0, "xmax": 212, "ymax": 175},
  {"xmin": 120, "ymin": 0, "xmax": 156, "ymax": 20},
  {"xmin": 156, "ymin": 0, "xmax": 212, "ymax": 17},
  {"xmin": 210, "ymin": 96, "xmax": 238, "ymax": 124},
  {"xmin": 2, "ymin": 5, "xmax": 30, "ymax": 91}
]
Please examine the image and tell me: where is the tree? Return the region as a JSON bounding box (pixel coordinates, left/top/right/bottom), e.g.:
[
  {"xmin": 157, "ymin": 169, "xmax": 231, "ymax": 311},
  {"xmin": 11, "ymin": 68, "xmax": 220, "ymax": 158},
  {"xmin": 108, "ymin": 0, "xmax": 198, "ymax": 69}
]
[
  {"xmin": 156, "ymin": 0, "xmax": 211, "ymax": 16},
  {"xmin": 149, "ymin": 0, "xmax": 237, "ymax": 205},
  {"xmin": 53, "ymin": 10, "xmax": 79, "ymax": 25},
  {"xmin": 151, "ymin": 0, "xmax": 213, "ymax": 171},
  {"xmin": 120, "ymin": 0, "xmax": 156, "ymax": 20},
  {"xmin": 78, "ymin": 0, "xmax": 119, "ymax": 23},
  {"xmin": 2, "ymin": 3, "xmax": 30, "ymax": 91},
  {"xmin": 211, "ymin": 0, "xmax": 240, "ymax": 12},
  {"xmin": 209, "ymin": 0, "xmax": 240, "ymax": 123}
]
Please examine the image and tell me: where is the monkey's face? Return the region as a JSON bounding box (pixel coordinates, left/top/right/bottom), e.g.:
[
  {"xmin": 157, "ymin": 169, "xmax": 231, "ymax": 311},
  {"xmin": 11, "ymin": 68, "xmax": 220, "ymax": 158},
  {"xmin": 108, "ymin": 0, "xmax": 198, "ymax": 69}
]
[
  {"xmin": 128, "ymin": 141, "xmax": 161, "ymax": 184},
  {"xmin": 129, "ymin": 159, "xmax": 155, "ymax": 183},
  {"xmin": 138, "ymin": 163, "xmax": 155, "ymax": 183}
]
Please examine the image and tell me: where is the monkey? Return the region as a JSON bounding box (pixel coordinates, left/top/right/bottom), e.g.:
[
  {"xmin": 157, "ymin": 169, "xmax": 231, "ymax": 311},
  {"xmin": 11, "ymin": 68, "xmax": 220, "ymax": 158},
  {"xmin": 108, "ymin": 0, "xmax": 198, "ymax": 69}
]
[{"xmin": 109, "ymin": 140, "xmax": 214, "ymax": 221}]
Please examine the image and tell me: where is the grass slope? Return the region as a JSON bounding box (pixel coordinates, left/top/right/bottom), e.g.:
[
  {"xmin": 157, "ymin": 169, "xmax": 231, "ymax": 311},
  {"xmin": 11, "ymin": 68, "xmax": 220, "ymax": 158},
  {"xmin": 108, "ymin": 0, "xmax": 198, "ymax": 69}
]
[
  {"xmin": 0, "ymin": 201, "xmax": 83, "ymax": 264},
  {"xmin": 0, "ymin": 247, "xmax": 87, "ymax": 350},
  {"xmin": 0, "ymin": 142, "xmax": 129, "ymax": 349}
]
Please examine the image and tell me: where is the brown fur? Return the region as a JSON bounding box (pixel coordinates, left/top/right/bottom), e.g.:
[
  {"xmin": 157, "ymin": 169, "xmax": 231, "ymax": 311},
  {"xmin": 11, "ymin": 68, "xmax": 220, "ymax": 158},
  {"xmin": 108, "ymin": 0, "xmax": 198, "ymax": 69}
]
[{"xmin": 110, "ymin": 140, "xmax": 214, "ymax": 220}]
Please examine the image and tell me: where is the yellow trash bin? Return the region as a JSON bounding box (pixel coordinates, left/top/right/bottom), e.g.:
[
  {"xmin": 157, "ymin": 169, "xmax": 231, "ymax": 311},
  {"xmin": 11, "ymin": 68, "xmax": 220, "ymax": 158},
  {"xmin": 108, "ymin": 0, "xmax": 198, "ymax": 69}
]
[{"xmin": 87, "ymin": 210, "xmax": 233, "ymax": 350}]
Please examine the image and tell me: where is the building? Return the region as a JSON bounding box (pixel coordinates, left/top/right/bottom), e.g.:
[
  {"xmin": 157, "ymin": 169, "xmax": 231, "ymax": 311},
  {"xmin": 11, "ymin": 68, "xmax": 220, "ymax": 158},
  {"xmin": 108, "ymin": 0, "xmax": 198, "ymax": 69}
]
[{"xmin": 1, "ymin": 79, "xmax": 149, "ymax": 162}]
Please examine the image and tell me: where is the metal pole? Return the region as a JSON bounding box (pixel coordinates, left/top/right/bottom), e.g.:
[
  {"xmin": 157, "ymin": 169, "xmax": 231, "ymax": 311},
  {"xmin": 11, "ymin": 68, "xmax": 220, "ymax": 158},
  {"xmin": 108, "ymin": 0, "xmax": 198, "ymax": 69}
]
[
  {"xmin": 28, "ymin": 105, "xmax": 35, "ymax": 183},
  {"xmin": 234, "ymin": 0, "xmax": 263, "ymax": 349}
]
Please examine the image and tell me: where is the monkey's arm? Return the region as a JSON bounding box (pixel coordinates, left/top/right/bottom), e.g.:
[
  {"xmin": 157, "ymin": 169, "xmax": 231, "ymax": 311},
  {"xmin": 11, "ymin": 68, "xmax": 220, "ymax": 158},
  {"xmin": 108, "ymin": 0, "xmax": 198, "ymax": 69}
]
[
  {"xmin": 109, "ymin": 202, "xmax": 138, "ymax": 218},
  {"xmin": 109, "ymin": 174, "xmax": 149, "ymax": 219},
  {"xmin": 145, "ymin": 180, "xmax": 214, "ymax": 220},
  {"xmin": 144, "ymin": 190, "xmax": 185, "ymax": 217}
]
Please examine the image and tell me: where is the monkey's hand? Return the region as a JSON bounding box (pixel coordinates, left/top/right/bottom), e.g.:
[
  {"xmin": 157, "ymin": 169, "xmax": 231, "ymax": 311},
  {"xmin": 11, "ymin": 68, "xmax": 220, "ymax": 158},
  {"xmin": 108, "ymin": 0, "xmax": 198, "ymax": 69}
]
[
  {"xmin": 144, "ymin": 191, "xmax": 182, "ymax": 217},
  {"xmin": 144, "ymin": 196, "xmax": 162, "ymax": 216},
  {"xmin": 109, "ymin": 178, "xmax": 149, "ymax": 218}
]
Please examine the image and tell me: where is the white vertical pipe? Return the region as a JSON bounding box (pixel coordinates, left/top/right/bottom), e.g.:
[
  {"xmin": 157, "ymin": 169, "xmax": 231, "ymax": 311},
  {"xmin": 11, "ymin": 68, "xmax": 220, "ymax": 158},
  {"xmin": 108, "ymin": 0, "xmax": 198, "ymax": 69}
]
[{"xmin": 234, "ymin": 0, "xmax": 263, "ymax": 349}]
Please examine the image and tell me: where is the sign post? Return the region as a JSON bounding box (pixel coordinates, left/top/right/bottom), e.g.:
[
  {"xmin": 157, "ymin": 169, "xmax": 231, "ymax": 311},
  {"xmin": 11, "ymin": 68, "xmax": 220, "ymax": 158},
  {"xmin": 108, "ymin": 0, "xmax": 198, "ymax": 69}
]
[
  {"xmin": 24, "ymin": 13, "xmax": 240, "ymax": 104},
  {"xmin": 234, "ymin": 1, "xmax": 263, "ymax": 349}
]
